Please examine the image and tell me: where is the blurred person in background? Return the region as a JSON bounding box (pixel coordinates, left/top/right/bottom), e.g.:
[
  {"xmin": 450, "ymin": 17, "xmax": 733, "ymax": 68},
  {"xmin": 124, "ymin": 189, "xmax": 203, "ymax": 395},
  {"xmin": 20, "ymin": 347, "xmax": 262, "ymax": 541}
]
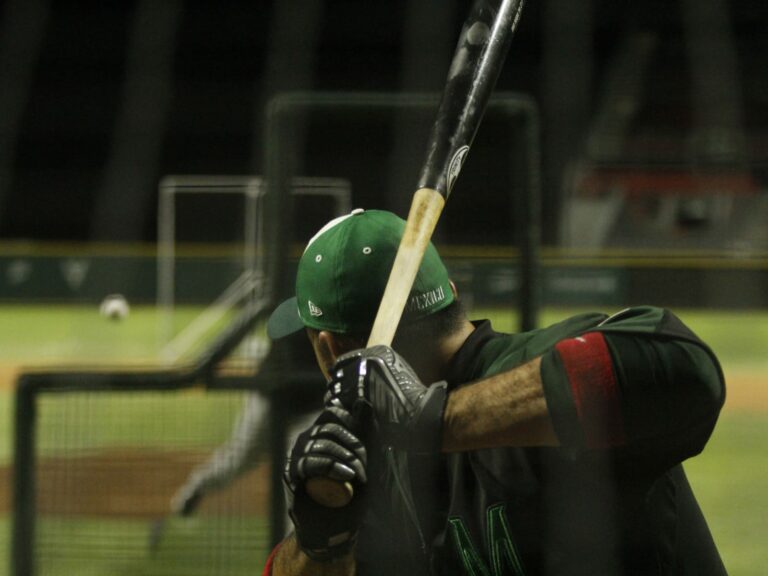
[
  {"xmin": 170, "ymin": 393, "xmax": 317, "ymax": 521},
  {"xmin": 170, "ymin": 332, "xmax": 320, "ymax": 531}
]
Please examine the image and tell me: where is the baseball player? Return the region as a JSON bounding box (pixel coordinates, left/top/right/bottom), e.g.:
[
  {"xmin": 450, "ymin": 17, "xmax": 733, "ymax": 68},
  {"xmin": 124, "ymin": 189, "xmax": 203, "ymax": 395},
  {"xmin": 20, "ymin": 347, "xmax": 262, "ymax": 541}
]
[
  {"xmin": 170, "ymin": 332, "xmax": 321, "ymax": 526},
  {"xmin": 263, "ymin": 209, "xmax": 727, "ymax": 576},
  {"xmin": 170, "ymin": 392, "xmax": 318, "ymax": 519}
]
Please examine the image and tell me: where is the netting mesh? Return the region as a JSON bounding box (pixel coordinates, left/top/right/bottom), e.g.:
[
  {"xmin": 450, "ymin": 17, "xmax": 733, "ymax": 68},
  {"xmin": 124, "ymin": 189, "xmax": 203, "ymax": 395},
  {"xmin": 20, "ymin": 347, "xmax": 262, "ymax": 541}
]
[{"xmin": 32, "ymin": 389, "xmax": 272, "ymax": 576}]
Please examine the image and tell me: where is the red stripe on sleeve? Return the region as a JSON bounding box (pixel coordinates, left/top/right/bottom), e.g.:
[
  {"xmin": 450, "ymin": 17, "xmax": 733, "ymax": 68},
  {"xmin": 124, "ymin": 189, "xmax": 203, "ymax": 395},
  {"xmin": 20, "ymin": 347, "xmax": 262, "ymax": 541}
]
[
  {"xmin": 555, "ymin": 332, "xmax": 625, "ymax": 448},
  {"xmin": 262, "ymin": 542, "xmax": 282, "ymax": 576}
]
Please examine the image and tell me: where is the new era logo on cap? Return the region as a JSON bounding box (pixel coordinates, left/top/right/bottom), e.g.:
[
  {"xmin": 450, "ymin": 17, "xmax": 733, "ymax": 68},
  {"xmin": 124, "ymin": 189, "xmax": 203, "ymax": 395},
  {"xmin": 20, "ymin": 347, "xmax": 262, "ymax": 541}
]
[{"xmin": 308, "ymin": 301, "xmax": 323, "ymax": 317}]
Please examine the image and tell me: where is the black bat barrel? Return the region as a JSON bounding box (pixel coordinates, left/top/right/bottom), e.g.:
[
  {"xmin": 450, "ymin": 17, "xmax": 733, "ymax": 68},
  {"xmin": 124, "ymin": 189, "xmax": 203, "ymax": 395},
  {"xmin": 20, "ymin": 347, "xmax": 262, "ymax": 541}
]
[{"xmin": 417, "ymin": 0, "xmax": 525, "ymax": 198}]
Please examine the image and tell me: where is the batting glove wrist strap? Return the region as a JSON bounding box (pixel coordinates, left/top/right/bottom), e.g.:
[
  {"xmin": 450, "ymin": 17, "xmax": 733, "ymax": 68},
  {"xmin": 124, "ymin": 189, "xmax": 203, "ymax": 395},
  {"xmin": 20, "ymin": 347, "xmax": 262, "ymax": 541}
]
[
  {"xmin": 289, "ymin": 489, "xmax": 361, "ymax": 561},
  {"xmin": 409, "ymin": 380, "xmax": 448, "ymax": 454}
]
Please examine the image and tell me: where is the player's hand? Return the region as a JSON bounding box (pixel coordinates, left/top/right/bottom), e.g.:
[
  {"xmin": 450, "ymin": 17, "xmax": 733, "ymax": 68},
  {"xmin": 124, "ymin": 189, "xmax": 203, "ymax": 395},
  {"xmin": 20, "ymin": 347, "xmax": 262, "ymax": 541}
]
[
  {"xmin": 326, "ymin": 345, "xmax": 447, "ymax": 454},
  {"xmin": 170, "ymin": 483, "xmax": 203, "ymax": 516},
  {"xmin": 284, "ymin": 406, "xmax": 367, "ymax": 561}
]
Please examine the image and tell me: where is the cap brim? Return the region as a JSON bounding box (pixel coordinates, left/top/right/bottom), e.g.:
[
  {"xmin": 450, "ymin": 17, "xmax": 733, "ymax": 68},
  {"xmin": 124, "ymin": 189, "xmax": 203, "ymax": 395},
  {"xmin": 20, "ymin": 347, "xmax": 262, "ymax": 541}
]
[{"xmin": 266, "ymin": 297, "xmax": 305, "ymax": 340}]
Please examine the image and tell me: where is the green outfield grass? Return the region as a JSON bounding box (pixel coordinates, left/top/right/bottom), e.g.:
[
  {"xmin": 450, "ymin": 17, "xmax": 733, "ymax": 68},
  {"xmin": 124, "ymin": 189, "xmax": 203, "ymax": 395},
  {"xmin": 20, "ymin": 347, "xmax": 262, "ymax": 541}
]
[
  {"xmin": 34, "ymin": 392, "xmax": 245, "ymax": 456},
  {"xmin": 0, "ymin": 303, "xmax": 765, "ymax": 368},
  {"xmin": 0, "ymin": 516, "xmax": 270, "ymax": 576},
  {"xmin": 0, "ymin": 304, "xmax": 232, "ymax": 365},
  {"xmin": 685, "ymin": 412, "xmax": 768, "ymax": 575},
  {"xmin": 0, "ymin": 304, "xmax": 766, "ymax": 575}
]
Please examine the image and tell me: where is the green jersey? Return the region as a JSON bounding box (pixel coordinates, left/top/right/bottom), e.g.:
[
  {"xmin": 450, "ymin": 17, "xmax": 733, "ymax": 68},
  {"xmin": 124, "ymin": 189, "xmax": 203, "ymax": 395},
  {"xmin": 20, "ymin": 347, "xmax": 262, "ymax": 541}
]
[{"xmin": 356, "ymin": 306, "xmax": 727, "ymax": 576}]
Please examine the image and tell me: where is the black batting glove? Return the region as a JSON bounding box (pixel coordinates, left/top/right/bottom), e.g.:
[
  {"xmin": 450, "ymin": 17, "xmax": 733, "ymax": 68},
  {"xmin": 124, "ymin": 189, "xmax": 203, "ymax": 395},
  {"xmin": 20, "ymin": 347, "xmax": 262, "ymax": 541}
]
[
  {"xmin": 284, "ymin": 406, "xmax": 367, "ymax": 561},
  {"xmin": 326, "ymin": 345, "xmax": 448, "ymax": 454}
]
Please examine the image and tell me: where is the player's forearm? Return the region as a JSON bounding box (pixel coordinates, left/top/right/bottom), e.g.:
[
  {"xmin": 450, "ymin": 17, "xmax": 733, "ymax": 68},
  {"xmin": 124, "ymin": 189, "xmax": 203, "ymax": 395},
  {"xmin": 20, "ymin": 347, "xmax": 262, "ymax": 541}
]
[
  {"xmin": 442, "ymin": 357, "xmax": 558, "ymax": 451},
  {"xmin": 270, "ymin": 534, "xmax": 356, "ymax": 576}
]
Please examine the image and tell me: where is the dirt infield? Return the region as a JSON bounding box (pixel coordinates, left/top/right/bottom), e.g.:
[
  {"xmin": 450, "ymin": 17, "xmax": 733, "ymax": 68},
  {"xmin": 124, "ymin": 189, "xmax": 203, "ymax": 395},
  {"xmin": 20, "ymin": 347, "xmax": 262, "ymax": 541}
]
[
  {"xmin": 0, "ymin": 449, "xmax": 270, "ymax": 519},
  {"xmin": 719, "ymin": 370, "xmax": 768, "ymax": 412},
  {"xmin": 0, "ymin": 362, "xmax": 20, "ymax": 391}
]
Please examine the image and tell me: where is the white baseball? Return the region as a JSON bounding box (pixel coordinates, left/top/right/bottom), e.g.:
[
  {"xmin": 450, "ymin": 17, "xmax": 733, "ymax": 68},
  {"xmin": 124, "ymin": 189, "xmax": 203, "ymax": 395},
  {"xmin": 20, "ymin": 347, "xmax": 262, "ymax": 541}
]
[{"xmin": 100, "ymin": 294, "xmax": 130, "ymax": 321}]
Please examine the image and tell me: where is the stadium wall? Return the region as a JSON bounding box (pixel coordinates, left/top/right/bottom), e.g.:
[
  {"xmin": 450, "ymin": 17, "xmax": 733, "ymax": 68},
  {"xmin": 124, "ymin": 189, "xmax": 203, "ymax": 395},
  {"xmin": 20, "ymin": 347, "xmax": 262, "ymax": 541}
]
[{"xmin": 0, "ymin": 250, "xmax": 765, "ymax": 309}]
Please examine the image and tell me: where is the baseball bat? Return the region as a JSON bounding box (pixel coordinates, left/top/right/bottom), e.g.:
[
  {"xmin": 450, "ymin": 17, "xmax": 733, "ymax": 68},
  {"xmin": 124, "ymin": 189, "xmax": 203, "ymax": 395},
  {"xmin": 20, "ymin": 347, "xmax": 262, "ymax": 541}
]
[{"xmin": 307, "ymin": 0, "xmax": 525, "ymax": 508}]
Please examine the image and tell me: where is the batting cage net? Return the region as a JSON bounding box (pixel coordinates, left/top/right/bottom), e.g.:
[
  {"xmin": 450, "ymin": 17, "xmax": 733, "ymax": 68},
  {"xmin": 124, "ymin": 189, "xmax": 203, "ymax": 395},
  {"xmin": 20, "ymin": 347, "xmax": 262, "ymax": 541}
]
[
  {"xmin": 13, "ymin": 311, "xmax": 322, "ymax": 576},
  {"xmin": 29, "ymin": 390, "xmax": 264, "ymax": 576}
]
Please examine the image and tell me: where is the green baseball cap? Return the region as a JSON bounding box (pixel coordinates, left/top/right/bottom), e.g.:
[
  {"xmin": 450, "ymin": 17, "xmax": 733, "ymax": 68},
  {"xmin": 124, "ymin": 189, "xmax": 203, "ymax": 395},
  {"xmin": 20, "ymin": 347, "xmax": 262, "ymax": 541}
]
[{"xmin": 267, "ymin": 209, "xmax": 454, "ymax": 339}]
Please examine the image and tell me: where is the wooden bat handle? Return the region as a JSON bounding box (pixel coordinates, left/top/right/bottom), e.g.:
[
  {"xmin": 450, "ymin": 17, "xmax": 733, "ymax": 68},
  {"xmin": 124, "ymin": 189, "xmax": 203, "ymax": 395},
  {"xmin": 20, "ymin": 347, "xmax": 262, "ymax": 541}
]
[
  {"xmin": 305, "ymin": 477, "xmax": 354, "ymax": 508},
  {"xmin": 367, "ymin": 187, "xmax": 446, "ymax": 347}
]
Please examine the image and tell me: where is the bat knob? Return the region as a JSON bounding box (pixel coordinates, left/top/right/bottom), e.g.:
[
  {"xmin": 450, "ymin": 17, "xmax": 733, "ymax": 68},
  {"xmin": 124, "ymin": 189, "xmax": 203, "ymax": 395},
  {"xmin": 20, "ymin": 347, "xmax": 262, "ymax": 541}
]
[{"xmin": 305, "ymin": 477, "xmax": 354, "ymax": 508}]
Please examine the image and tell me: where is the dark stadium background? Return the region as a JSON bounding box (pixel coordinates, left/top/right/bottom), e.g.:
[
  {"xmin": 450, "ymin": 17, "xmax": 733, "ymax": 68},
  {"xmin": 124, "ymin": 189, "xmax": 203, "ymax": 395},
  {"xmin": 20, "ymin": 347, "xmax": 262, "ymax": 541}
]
[{"xmin": 0, "ymin": 0, "xmax": 766, "ymax": 246}]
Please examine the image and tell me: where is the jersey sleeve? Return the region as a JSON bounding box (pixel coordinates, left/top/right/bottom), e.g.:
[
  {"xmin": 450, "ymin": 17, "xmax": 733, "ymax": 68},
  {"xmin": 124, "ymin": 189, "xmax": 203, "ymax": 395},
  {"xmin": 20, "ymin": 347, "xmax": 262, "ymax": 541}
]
[{"xmin": 539, "ymin": 307, "xmax": 726, "ymax": 461}]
